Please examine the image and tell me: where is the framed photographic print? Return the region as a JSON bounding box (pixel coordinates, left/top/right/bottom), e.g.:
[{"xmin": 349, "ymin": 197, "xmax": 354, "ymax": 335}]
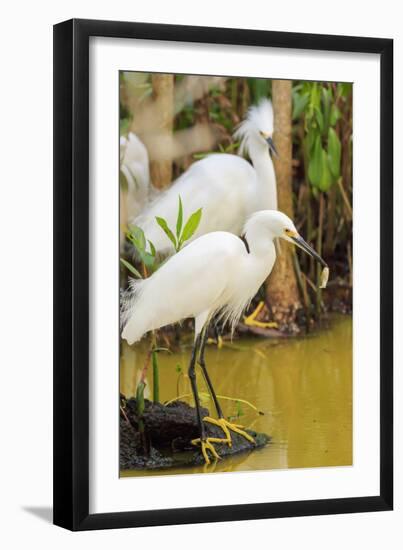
[{"xmin": 53, "ymin": 19, "xmax": 393, "ymax": 530}]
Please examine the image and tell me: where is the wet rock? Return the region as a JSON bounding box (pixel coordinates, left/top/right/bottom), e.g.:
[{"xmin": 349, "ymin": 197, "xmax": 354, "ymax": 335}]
[{"xmin": 120, "ymin": 397, "xmax": 270, "ymax": 471}]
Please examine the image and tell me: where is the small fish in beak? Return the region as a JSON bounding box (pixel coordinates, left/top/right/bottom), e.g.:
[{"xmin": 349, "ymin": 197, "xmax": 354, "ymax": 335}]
[
  {"xmin": 319, "ymin": 267, "xmax": 329, "ymax": 289},
  {"xmin": 291, "ymin": 234, "xmax": 329, "ymax": 289}
]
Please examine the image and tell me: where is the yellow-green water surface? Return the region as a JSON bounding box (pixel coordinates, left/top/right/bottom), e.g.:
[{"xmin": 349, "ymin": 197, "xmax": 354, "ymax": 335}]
[{"xmin": 120, "ymin": 314, "xmax": 352, "ymax": 477}]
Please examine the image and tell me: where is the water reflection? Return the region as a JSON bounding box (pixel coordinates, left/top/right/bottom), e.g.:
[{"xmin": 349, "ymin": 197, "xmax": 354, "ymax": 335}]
[{"xmin": 120, "ymin": 314, "xmax": 352, "ymax": 476}]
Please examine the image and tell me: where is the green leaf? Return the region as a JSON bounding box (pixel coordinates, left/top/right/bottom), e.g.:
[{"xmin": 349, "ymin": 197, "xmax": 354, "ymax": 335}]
[
  {"xmin": 192, "ymin": 152, "xmax": 211, "ymax": 160},
  {"xmin": 176, "ymin": 196, "xmax": 183, "ymax": 239},
  {"xmin": 308, "ymin": 136, "xmax": 332, "ymax": 192},
  {"xmin": 247, "ymin": 77, "xmax": 270, "ymax": 103},
  {"xmin": 327, "ymin": 127, "xmax": 341, "ymax": 180},
  {"xmin": 318, "ymin": 150, "xmax": 332, "ymax": 192},
  {"xmin": 254, "ymin": 78, "xmax": 269, "ymax": 102},
  {"xmin": 235, "ymin": 400, "xmax": 244, "ymax": 418},
  {"xmin": 308, "ymin": 135, "xmax": 323, "ymax": 187},
  {"xmin": 136, "ymin": 380, "xmax": 146, "ymax": 402},
  {"xmin": 148, "ymin": 239, "xmax": 156, "ymax": 257},
  {"xmin": 329, "ymin": 105, "xmax": 341, "ymax": 127},
  {"xmin": 120, "ymin": 258, "xmax": 142, "ymax": 278},
  {"xmin": 155, "ymin": 216, "xmax": 177, "ymax": 249},
  {"xmin": 139, "ymin": 250, "xmax": 156, "ymax": 269},
  {"xmin": 314, "ymin": 106, "xmax": 324, "ymax": 134},
  {"xmin": 292, "ymin": 91, "xmax": 309, "ymax": 120},
  {"xmin": 337, "ymin": 82, "xmax": 352, "ymax": 99},
  {"xmin": 119, "ymin": 117, "xmax": 131, "ymax": 137},
  {"xmin": 127, "ymin": 225, "xmax": 146, "ymax": 251},
  {"xmin": 125, "ymin": 225, "xmax": 156, "ymax": 271},
  {"xmin": 180, "ymin": 208, "xmax": 202, "ymax": 246},
  {"xmin": 306, "ymin": 128, "xmax": 319, "ymax": 155},
  {"xmin": 141, "ymin": 252, "xmax": 155, "ymax": 269},
  {"xmin": 321, "ymin": 87, "xmax": 331, "ymax": 133},
  {"xmin": 152, "ymin": 350, "xmax": 159, "ymax": 403},
  {"xmin": 225, "ymin": 141, "xmax": 240, "ymax": 153},
  {"xmin": 309, "ymin": 82, "xmax": 320, "ymax": 115}
]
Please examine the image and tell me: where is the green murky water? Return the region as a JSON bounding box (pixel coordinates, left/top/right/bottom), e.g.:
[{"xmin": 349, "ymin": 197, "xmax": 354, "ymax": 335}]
[{"xmin": 120, "ymin": 314, "xmax": 352, "ymax": 476}]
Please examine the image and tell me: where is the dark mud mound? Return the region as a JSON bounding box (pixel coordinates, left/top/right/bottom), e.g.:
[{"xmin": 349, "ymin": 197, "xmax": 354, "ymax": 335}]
[{"xmin": 120, "ymin": 397, "xmax": 270, "ymax": 471}]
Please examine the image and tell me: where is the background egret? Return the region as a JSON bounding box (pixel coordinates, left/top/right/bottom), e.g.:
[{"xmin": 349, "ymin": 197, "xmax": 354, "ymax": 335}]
[
  {"xmin": 132, "ymin": 99, "xmax": 277, "ymax": 256},
  {"xmin": 121, "ymin": 210, "xmax": 328, "ymax": 463},
  {"xmin": 120, "ymin": 132, "xmax": 151, "ymax": 222}
]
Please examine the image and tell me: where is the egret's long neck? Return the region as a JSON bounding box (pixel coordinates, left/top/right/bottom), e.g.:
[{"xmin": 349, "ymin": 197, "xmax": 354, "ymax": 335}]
[
  {"xmin": 244, "ymin": 221, "xmax": 276, "ymax": 260},
  {"xmin": 248, "ymin": 141, "xmax": 277, "ymax": 210}
]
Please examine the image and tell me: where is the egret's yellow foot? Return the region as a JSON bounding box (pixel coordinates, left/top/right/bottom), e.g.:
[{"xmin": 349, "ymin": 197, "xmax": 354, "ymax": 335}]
[
  {"xmin": 191, "ymin": 437, "xmax": 224, "ymax": 465},
  {"xmin": 202, "ymin": 416, "xmax": 256, "ymax": 448},
  {"xmin": 243, "ymin": 301, "xmax": 278, "ymax": 329},
  {"xmin": 207, "ymin": 334, "xmax": 224, "ymax": 348}
]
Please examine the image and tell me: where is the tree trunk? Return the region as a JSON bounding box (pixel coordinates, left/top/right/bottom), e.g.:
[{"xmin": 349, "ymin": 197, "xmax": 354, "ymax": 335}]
[
  {"xmin": 149, "ymin": 74, "xmax": 174, "ymax": 189},
  {"xmin": 266, "ymin": 80, "xmax": 301, "ymax": 331}
]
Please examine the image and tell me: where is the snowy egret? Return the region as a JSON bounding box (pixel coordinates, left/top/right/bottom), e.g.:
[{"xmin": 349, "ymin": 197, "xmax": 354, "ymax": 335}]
[
  {"xmin": 120, "ymin": 132, "xmax": 151, "ymax": 221},
  {"xmin": 121, "ymin": 210, "xmax": 328, "ymax": 464},
  {"xmin": 132, "ymin": 100, "xmax": 277, "ymax": 256}
]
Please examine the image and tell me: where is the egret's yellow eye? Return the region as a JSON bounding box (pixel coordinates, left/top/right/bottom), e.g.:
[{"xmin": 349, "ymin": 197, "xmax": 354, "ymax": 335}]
[
  {"xmin": 284, "ymin": 228, "xmax": 298, "ymax": 237},
  {"xmin": 260, "ymin": 130, "xmax": 269, "ymax": 139}
]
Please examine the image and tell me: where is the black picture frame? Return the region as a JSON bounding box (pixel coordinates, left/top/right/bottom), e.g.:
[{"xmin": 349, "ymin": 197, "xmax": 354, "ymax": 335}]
[{"xmin": 53, "ymin": 18, "xmax": 393, "ymax": 531}]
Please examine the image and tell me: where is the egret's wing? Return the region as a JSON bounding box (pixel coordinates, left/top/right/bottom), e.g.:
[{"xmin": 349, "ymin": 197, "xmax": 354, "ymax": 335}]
[
  {"xmin": 133, "ymin": 154, "xmax": 255, "ymax": 255},
  {"xmin": 121, "ymin": 232, "xmax": 243, "ymax": 343}
]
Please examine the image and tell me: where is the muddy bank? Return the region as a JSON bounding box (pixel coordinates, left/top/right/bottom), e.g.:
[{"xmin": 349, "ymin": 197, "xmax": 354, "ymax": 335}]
[{"xmin": 120, "ymin": 397, "xmax": 270, "ymax": 471}]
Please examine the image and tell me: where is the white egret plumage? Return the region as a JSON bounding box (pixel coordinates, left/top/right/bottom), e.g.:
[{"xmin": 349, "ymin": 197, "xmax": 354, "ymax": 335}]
[
  {"xmin": 120, "ymin": 132, "xmax": 151, "ymax": 221},
  {"xmin": 121, "ymin": 210, "xmax": 328, "ymax": 463},
  {"xmin": 132, "ymin": 99, "xmax": 278, "ymax": 257}
]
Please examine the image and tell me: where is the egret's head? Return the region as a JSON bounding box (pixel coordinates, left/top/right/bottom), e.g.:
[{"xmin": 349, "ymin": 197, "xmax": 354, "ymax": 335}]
[
  {"xmin": 246, "ymin": 211, "xmax": 327, "ymax": 269},
  {"xmin": 261, "ymin": 211, "xmax": 298, "ymax": 239},
  {"xmin": 233, "ymin": 99, "xmax": 278, "ymax": 158},
  {"xmin": 276, "ymin": 212, "xmax": 327, "ymax": 268}
]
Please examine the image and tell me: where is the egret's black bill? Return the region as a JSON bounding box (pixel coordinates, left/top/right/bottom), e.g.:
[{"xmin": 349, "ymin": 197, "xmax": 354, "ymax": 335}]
[
  {"xmin": 266, "ymin": 137, "xmax": 279, "ymax": 158},
  {"xmin": 292, "ymin": 235, "xmax": 327, "ymax": 268}
]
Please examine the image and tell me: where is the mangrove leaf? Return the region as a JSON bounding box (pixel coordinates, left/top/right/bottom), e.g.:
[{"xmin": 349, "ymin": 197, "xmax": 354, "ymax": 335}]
[
  {"xmin": 328, "ymin": 127, "xmax": 341, "ymax": 180},
  {"xmin": 120, "ymin": 258, "xmax": 142, "ymax": 278},
  {"xmin": 156, "ymin": 216, "xmax": 177, "ymax": 249},
  {"xmin": 176, "ymin": 196, "xmax": 183, "ymax": 239},
  {"xmin": 180, "ymin": 208, "xmax": 202, "ymax": 246}
]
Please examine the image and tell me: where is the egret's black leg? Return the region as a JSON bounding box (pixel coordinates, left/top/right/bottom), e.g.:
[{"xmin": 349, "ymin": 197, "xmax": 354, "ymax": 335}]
[
  {"xmin": 198, "ymin": 325, "xmax": 224, "ymax": 418},
  {"xmin": 189, "ymin": 333, "xmax": 223, "ymax": 463},
  {"xmin": 213, "ymin": 319, "xmax": 223, "ymax": 348},
  {"xmin": 198, "ymin": 325, "xmax": 256, "ymax": 448},
  {"xmin": 188, "ymin": 334, "xmax": 205, "ymax": 440}
]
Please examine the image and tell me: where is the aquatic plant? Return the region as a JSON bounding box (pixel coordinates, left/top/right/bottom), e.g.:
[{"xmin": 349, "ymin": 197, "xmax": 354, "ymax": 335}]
[
  {"xmin": 152, "ymin": 349, "xmax": 159, "ymax": 403},
  {"xmin": 156, "ymin": 195, "xmax": 202, "ymax": 253},
  {"xmin": 125, "ymin": 225, "xmax": 157, "ymax": 276}
]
